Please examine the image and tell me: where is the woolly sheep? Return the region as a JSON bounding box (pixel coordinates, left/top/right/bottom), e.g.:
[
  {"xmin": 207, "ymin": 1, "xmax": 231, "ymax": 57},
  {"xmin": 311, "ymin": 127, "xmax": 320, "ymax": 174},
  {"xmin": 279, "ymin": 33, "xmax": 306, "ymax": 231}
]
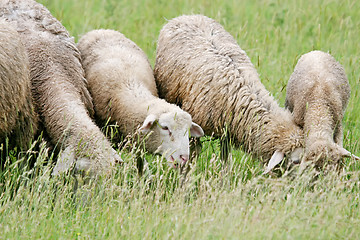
[
  {"xmin": 285, "ymin": 50, "xmax": 359, "ymax": 166},
  {"xmin": 77, "ymin": 29, "xmax": 204, "ymax": 169},
  {"xmin": 0, "ymin": 19, "xmax": 38, "ymax": 155},
  {"xmin": 0, "ymin": 0, "xmax": 121, "ymax": 175},
  {"xmin": 154, "ymin": 15, "xmax": 304, "ymax": 172}
]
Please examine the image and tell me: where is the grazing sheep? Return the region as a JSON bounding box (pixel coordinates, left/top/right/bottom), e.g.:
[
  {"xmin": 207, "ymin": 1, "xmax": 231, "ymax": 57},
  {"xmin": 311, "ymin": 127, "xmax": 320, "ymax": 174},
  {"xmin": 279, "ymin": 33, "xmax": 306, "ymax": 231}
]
[
  {"xmin": 77, "ymin": 29, "xmax": 204, "ymax": 169},
  {"xmin": 0, "ymin": 0, "xmax": 121, "ymax": 175},
  {"xmin": 0, "ymin": 19, "xmax": 38, "ymax": 155},
  {"xmin": 285, "ymin": 50, "xmax": 359, "ymax": 166},
  {"xmin": 154, "ymin": 15, "xmax": 304, "ymax": 171}
]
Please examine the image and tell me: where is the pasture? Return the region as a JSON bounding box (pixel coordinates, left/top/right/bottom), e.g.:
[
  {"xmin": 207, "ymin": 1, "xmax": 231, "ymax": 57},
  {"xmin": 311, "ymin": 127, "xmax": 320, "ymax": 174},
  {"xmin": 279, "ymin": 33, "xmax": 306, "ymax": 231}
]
[{"xmin": 1, "ymin": 0, "xmax": 360, "ymax": 239}]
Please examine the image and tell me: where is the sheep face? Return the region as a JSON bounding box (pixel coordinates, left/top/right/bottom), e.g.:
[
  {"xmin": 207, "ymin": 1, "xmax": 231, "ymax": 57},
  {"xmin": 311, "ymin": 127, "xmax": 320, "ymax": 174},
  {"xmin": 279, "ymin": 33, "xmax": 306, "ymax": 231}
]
[
  {"xmin": 304, "ymin": 140, "xmax": 353, "ymax": 167},
  {"xmin": 140, "ymin": 112, "xmax": 204, "ymax": 168}
]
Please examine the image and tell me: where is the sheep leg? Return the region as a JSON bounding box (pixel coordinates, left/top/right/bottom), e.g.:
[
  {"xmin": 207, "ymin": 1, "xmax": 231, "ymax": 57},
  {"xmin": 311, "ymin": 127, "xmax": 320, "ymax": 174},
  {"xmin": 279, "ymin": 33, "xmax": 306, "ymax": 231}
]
[
  {"xmin": 136, "ymin": 156, "xmax": 144, "ymax": 176},
  {"xmin": 220, "ymin": 129, "xmax": 232, "ymax": 165},
  {"xmin": 39, "ymin": 78, "xmax": 118, "ymax": 175},
  {"xmin": 190, "ymin": 137, "xmax": 202, "ymax": 160},
  {"xmin": 178, "ymin": 137, "xmax": 201, "ymax": 185},
  {"xmin": 334, "ymin": 124, "xmax": 343, "ymax": 147}
]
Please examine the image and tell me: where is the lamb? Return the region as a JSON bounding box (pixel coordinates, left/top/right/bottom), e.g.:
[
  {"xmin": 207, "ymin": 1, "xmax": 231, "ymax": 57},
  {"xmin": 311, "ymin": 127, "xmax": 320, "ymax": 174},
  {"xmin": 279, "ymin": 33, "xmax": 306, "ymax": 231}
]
[
  {"xmin": 0, "ymin": 19, "xmax": 38, "ymax": 156},
  {"xmin": 77, "ymin": 29, "xmax": 204, "ymax": 169},
  {"xmin": 154, "ymin": 15, "xmax": 304, "ymax": 171},
  {"xmin": 0, "ymin": 0, "xmax": 121, "ymax": 175},
  {"xmin": 285, "ymin": 50, "xmax": 359, "ymax": 167}
]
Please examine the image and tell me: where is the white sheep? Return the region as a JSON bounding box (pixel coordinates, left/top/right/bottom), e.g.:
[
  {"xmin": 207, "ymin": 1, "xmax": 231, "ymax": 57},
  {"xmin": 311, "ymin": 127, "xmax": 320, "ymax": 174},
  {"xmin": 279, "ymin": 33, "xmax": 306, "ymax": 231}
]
[
  {"xmin": 0, "ymin": 19, "xmax": 38, "ymax": 154},
  {"xmin": 77, "ymin": 29, "xmax": 204, "ymax": 169},
  {"xmin": 154, "ymin": 15, "xmax": 304, "ymax": 172},
  {"xmin": 0, "ymin": 0, "xmax": 121, "ymax": 175},
  {"xmin": 285, "ymin": 50, "xmax": 359, "ymax": 166}
]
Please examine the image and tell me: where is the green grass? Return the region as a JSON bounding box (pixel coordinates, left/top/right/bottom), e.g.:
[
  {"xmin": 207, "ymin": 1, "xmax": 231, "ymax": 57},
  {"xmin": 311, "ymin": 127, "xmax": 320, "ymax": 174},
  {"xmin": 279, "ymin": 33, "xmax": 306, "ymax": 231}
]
[{"xmin": 1, "ymin": 0, "xmax": 360, "ymax": 239}]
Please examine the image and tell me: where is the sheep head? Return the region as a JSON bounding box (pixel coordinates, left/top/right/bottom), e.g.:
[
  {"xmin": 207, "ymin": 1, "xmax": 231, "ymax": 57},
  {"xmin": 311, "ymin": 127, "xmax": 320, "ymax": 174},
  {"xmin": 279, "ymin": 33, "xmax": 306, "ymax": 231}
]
[
  {"xmin": 303, "ymin": 140, "xmax": 360, "ymax": 167},
  {"xmin": 139, "ymin": 111, "xmax": 204, "ymax": 168},
  {"xmin": 262, "ymin": 114, "xmax": 305, "ymax": 174}
]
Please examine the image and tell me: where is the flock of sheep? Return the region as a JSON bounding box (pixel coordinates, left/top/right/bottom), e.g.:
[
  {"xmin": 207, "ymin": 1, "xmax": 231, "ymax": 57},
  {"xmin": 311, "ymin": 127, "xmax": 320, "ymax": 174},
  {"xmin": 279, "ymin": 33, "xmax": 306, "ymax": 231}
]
[{"xmin": 0, "ymin": 0, "xmax": 358, "ymax": 177}]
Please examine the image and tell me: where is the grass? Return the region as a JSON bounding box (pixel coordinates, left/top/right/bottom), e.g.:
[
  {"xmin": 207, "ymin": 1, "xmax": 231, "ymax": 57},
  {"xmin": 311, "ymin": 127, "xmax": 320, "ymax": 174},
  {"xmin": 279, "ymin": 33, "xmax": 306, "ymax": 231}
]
[{"xmin": 1, "ymin": 0, "xmax": 360, "ymax": 239}]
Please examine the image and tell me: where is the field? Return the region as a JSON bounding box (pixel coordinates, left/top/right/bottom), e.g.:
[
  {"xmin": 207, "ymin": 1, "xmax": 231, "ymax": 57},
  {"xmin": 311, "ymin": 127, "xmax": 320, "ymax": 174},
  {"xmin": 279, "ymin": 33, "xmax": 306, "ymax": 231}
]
[{"xmin": 1, "ymin": 0, "xmax": 360, "ymax": 239}]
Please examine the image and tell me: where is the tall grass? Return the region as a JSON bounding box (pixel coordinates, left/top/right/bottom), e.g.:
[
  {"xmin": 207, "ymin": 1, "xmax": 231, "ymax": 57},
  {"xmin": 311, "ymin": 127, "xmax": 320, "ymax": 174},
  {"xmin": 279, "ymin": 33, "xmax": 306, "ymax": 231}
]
[{"xmin": 1, "ymin": 0, "xmax": 360, "ymax": 239}]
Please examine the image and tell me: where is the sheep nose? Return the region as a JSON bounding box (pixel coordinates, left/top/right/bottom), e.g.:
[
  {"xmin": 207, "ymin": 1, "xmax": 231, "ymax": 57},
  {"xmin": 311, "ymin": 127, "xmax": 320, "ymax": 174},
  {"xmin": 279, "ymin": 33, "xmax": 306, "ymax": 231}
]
[
  {"xmin": 180, "ymin": 154, "xmax": 189, "ymax": 163},
  {"xmin": 292, "ymin": 158, "xmax": 300, "ymax": 164}
]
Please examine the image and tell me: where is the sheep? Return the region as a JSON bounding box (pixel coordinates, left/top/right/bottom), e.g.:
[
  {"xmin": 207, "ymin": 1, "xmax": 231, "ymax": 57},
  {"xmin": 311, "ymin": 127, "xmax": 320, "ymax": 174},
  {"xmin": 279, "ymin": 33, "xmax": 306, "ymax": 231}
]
[
  {"xmin": 0, "ymin": 19, "xmax": 38, "ymax": 157},
  {"xmin": 0, "ymin": 0, "xmax": 121, "ymax": 175},
  {"xmin": 154, "ymin": 15, "xmax": 304, "ymax": 172},
  {"xmin": 285, "ymin": 50, "xmax": 359, "ymax": 167},
  {"xmin": 77, "ymin": 29, "xmax": 204, "ymax": 170}
]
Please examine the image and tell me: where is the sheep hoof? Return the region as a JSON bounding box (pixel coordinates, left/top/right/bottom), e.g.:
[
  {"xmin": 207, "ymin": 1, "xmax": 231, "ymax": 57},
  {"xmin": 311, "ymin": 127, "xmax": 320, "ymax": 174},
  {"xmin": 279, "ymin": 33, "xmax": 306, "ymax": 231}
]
[
  {"xmin": 112, "ymin": 149, "xmax": 123, "ymax": 164},
  {"xmin": 52, "ymin": 146, "xmax": 76, "ymax": 175}
]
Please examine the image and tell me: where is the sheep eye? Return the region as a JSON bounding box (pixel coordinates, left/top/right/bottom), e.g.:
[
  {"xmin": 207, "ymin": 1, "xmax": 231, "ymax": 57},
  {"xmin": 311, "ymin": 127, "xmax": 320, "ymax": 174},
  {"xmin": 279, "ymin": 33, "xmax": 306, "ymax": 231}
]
[{"xmin": 161, "ymin": 126, "xmax": 172, "ymax": 136}]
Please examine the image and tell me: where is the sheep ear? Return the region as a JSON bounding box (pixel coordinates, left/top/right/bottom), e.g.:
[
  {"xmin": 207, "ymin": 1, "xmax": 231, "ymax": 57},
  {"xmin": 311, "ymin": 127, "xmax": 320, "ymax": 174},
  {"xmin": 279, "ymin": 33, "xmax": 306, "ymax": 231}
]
[
  {"xmin": 352, "ymin": 154, "xmax": 360, "ymax": 161},
  {"xmin": 190, "ymin": 122, "xmax": 204, "ymax": 137},
  {"xmin": 339, "ymin": 147, "xmax": 360, "ymax": 160},
  {"xmin": 139, "ymin": 114, "xmax": 157, "ymax": 133},
  {"xmin": 263, "ymin": 150, "xmax": 284, "ymax": 174}
]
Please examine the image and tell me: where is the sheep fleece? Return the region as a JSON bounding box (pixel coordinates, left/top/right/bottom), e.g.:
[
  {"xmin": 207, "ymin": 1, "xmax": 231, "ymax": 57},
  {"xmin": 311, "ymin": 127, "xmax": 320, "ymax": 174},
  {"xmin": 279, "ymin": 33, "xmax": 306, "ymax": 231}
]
[
  {"xmin": 154, "ymin": 15, "xmax": 303, "ymax": 161},
  {"xmin": 0, "ymin": 19, "xmax": 37, "ymax": 151}
]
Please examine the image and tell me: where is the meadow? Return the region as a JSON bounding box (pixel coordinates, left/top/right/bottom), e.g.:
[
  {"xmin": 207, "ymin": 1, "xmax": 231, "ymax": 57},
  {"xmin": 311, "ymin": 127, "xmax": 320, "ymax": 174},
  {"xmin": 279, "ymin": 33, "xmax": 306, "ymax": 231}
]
[{"xmin": 1, "ymin": 0, "xmax": 360, "ymax": 239}]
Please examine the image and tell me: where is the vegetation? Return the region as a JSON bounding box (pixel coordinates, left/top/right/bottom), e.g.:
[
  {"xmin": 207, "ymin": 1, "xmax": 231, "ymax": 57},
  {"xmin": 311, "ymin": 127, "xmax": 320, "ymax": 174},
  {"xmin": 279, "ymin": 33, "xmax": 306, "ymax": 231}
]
[{"xmin": 1, "ymin": 0, "xmax": 360, "ymax": 239}]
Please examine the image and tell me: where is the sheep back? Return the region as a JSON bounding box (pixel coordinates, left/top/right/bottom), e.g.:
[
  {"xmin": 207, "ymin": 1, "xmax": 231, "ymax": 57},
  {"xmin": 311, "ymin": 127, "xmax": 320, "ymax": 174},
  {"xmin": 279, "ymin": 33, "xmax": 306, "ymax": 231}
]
[
  {"xmin": 286, "ymin": 50, "xmax": 350, "ymax": 128},
  {"xmin": 78, "ymin": 29, "xmax": 158, "ymax": 133},
  {"xmin": 0, "ymin": 0, "xmax": 93, "ymax": 118}
]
